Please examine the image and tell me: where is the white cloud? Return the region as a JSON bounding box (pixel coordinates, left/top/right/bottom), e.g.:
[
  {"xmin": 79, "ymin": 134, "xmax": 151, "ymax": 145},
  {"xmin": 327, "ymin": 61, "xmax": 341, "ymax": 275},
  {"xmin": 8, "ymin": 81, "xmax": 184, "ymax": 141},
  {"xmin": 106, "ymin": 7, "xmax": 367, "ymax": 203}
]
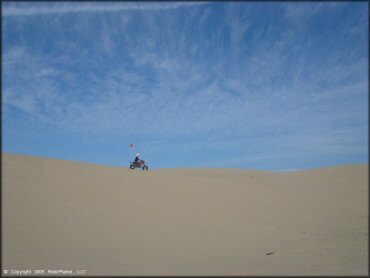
[
  {"xmin": 2, "ymin": 2, "xmax": 208, "ymax": 17},
  {"xmin": 283, "ymin": 2, "xmax": 345, "ymax": 21}
]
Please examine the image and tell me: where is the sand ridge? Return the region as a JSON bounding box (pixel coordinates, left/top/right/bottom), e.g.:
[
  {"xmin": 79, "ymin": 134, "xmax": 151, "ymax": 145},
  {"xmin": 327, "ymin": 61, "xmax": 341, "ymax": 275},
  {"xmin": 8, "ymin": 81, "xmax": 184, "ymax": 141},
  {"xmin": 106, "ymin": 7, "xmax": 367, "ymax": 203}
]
[{"xmin": 2, "ymin": 153, "xmax": 368, "ymax": 275}]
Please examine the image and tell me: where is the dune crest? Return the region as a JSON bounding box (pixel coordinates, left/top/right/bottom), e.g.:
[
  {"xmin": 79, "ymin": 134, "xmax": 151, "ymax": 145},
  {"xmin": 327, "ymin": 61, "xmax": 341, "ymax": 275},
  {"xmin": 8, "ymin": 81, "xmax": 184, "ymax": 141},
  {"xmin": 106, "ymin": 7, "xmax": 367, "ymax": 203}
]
[{"xmin": 3, "ymin": 153, "xmax": 368, "ymax": 275}]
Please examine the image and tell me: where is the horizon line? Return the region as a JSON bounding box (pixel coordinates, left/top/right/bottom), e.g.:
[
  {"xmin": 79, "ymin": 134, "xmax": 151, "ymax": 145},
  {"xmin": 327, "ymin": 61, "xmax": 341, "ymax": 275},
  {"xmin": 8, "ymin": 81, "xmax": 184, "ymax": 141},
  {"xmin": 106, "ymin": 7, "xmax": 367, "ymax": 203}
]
[{"xmin": 3, "ymin": 152, "xmax": 368, "ymax": 173}]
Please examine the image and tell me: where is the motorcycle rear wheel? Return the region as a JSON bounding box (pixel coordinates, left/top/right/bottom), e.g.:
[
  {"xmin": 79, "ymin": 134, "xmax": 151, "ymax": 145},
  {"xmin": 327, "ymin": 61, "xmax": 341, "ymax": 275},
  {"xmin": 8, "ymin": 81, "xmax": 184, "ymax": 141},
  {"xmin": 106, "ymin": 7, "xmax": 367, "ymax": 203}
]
[
  {"xmin": 130, "ymin": 165, "xmax": 135, "ymax": 169},
  {"xmin": 142, "ymin": 165, "xmax": 148, "ymax": 171}
]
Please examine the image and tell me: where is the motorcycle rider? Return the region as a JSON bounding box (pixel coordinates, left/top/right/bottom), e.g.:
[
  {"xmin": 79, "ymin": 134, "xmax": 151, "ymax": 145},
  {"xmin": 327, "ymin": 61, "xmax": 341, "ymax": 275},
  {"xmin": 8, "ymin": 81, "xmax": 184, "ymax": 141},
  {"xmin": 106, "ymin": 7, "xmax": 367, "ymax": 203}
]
[{"xmin": 134, "ymin": 153, "xmax": 142, "ymax": 165}]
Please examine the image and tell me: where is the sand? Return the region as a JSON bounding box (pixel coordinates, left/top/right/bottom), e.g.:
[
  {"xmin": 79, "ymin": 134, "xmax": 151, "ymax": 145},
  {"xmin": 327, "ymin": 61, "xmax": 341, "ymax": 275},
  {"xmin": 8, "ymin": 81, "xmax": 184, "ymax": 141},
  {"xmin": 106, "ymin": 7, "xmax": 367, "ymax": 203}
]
[{"xmin": 2, "ymin": 153, "xmax": 368, "ymax": 276}]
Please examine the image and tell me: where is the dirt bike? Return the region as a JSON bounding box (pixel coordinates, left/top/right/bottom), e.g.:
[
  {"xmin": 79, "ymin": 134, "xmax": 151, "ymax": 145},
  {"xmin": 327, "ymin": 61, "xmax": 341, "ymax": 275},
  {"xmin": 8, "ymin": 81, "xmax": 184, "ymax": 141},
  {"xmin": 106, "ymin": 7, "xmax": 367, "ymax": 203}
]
[{"xmin": 129, "ymin": 160, "xmax": 149, "ymax": 171}]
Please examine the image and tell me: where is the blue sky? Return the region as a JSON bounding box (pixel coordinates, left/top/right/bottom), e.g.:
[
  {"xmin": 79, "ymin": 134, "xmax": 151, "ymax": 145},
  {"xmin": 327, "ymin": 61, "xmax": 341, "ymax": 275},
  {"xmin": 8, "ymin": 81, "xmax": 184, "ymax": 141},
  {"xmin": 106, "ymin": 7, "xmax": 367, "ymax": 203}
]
[{"xmin": 2, "ymin": 2, "xmax": 368, "ymax": 171}]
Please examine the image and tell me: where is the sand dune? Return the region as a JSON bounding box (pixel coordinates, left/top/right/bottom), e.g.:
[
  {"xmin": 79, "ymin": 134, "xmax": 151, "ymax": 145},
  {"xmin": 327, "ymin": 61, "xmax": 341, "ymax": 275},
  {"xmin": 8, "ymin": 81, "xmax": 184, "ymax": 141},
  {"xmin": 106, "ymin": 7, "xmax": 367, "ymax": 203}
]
[{"xmin": 2, "ymin": 153, "xmax": 368, "ymax": 275}]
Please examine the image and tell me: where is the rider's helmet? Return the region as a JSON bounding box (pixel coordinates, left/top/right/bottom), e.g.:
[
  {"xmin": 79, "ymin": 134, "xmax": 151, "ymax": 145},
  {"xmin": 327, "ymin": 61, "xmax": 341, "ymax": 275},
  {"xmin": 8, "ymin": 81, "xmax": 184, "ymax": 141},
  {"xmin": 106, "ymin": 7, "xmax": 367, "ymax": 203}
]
[{"xmin": 136, "ymin": 153, "xmax": 141, "ymax": 157}]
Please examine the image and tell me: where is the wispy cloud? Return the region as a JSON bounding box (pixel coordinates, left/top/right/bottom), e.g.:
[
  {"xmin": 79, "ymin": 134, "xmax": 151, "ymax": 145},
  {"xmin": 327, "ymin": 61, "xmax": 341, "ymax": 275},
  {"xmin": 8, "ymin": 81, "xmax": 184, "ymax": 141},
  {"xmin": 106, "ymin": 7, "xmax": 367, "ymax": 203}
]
[
  {"xmin": 283, "ymin": 2, "xmax": 346, "ymax": 21},
  {"xmin": 2, "ymin": 2, "xmax": 207, "ymax": 17}
]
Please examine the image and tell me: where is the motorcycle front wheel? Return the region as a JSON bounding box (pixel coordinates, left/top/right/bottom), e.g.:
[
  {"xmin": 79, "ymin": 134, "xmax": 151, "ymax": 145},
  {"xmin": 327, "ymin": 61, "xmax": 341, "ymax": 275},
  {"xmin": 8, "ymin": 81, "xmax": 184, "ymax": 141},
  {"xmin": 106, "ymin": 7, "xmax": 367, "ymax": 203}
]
[
  {"xmin": 130, "ymin": 165, "xmax": 135, "ymax": 169},
  {"xmin": 142, "ymin": 165, "xmax": 148, "ymax": 171}
]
